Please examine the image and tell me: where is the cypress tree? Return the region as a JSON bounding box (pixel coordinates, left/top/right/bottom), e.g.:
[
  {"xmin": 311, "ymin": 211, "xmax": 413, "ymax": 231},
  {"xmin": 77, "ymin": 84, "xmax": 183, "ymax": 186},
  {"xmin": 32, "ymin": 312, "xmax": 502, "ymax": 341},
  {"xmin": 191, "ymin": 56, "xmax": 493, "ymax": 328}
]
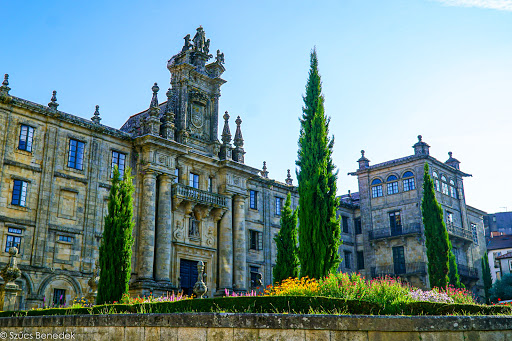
[
  {"xmin": 296, "ymin": 49, "xmax": 340, "ymax": 279},
  {"xmin": 421, "ymin": 163, "xmax": 450, "ymax": 289},
  {"xmin": 448, "ymin": 246, "xmax": 463, "ymax": 288},
  {"xmin": 273, "ymin": 192, "xmax": 299, "ymax": 284},
  {"xmin": 482, "ymin": 256, "xmax": 493, "ymax": 304},
  {"xmin": 97, "ymin": 165, "xmax": 135, "ymax": 304}
]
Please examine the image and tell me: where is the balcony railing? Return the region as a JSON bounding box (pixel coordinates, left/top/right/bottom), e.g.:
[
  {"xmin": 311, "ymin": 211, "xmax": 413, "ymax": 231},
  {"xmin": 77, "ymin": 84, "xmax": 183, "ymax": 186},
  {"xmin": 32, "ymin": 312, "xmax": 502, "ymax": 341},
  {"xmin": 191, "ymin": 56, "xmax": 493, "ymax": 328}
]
[
  {"xmin": 446, "ymin": 223, "xmax": 473, "ymax": 242},
  {"xmin": 371, "ymin": 262, "xmax": 427, "ymax": 278},
  {"xmin": 369, "ymin": 223, "xmax": 421, "ymax": 241},
  {"xmin": 172, "ymin": 183, "xmax": 228, "ymax": 208},
  {"xmin": 457, "ymin": 264, "xmax": 478, "ymax": 280}
]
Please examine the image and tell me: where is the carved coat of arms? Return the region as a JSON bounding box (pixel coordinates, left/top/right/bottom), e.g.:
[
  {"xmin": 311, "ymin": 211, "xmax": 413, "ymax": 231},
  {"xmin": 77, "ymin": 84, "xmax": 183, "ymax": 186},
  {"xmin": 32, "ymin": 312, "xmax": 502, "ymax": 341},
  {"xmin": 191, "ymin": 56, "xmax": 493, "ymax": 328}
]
[{"xmin": 191, "ymin": 104, "xmax": 204, "ymax": 129}]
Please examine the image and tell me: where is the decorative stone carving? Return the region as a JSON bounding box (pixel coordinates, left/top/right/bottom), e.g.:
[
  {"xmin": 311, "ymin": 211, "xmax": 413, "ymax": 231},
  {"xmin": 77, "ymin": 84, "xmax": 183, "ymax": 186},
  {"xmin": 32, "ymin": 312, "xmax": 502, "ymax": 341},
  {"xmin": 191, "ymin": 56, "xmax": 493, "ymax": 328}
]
[
  {"xmin": 86, "ymin": 260, "xmax": 100, "ymax": 304},
  {"xmin": 174, "ymin": 221, "xmax": 185, "ymax": 240},
  {"xmin": 220, "ymin": 112, "xmax": 232, "ymax": 160},
  {"xmin": 216, "ymin": 50, "xmax": 225, "ymax": 64},
  {"xmin": 233, "ymin": 116, "xmax": 245, "ymax": 163},
  {"xmin": 261, "ymin": 161, "xmax": 269, "ymax": 178},
  {"xmin": 285, "ymin": 169, "xmax": 293, "ymax": 185},
  {"xmin": 0, "ymin": 74, "xmax": 12, "ymax": 103},
  {"xmin": 48, "ymin": 90, "xmax": 59, "ymax": 109},
  {"xmin": 182, "ymin": 34, "xmax": 192, "ymax": 52},
  {"xmin": 193, "ymin": 261, "xmax": 207, "ymax": 298},
  {"xmin": 91, "ymin": 105, "xmax": 101, "ymax": 124},
  {"xmin": 0, "ymin": 247, "xmax": 22, "ymax": 311}
]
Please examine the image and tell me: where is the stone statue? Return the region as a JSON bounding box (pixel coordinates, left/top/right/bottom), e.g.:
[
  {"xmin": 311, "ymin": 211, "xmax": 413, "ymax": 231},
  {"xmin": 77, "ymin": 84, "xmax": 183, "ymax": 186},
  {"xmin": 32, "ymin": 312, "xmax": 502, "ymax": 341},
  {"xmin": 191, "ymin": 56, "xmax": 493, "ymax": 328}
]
[
  {"xmin": 0, "ymin": 247, "xmax": 22, "ymax": 311},
  {"xmin": 182, "ymin": 34, "xmax": 192, "ymax": 52},
  {"xmin": 86, "ymin": 260, "xmax": 100, "ymax": 304},
  {"xmin": 204, "ymin": 39, "xmax": 210, "ymax": 55},
  {"xmin": 193, "ymin": 27, "xmax": 205, "ymax": 52},
  {"xmin": 216, "ymin": 50, "xmax": 225, "ymax": 64},
  {"xmin": 192, "ymin": 261, "xmax": 207, "ymax": 298}
]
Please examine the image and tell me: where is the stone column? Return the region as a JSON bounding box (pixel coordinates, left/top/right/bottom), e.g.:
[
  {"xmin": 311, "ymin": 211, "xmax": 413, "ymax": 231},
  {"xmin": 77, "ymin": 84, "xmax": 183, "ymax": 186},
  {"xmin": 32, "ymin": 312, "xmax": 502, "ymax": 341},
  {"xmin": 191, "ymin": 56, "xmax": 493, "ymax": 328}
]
[
  {"xmin": 155, "ymin": 174, "xmax": 173, "ymax": 283},
  {"xmin": 233, "ymin": 195, "xmax": 247, "ymax": 292},
  {"xmin": 137, "ymin": 170, "xmax": 157, "ymax": 281},
  {"xmin": 217, "ymin": 196, "xmax": 233, "ymax": 293}
]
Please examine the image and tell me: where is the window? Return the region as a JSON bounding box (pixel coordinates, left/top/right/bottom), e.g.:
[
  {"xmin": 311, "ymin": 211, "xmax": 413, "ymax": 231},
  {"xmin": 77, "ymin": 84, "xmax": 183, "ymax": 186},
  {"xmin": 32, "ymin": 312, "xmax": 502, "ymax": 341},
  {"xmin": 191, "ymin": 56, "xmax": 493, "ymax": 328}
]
[
  {"xmin": 5, "ymin": 228, "xmax": 22, "ymax": 252},
  {"xmin": 446, "ymin": 211, "xmax": 453, "ymax": 226},
  {"xmin": 344, "ymin": 251, "xmax": 352, "ymax": 269},
  {"xmin": 393, "ymin": 246, "xmax": 406, "ymax": 275},
  {"xmin": 341, "ymin": 216, "xmax": 349, "ymax": 233},
  {"xmin": 189, "ymin": 173, "xmax": 199, "ymax": 188},
  {"xmin": 12, "ymin": 180, "xmax": 28, "ymax": 207},
  {"xmin": 250, "ymin": 190, "xmax": 258, "ymax": 210},
  {"xmin": 67, "ymin": 139, "xmax": 85, "ymax": 170},
  {"xmin": 58, "ymin": 235, "xmax": 73, "ymax": 243},
  {"xmin": 433, "ymin": 171, "xmax": 440, "ymax": 191},
  {"xmin": 389, "ymin": 211, "xmax": 402, "ymax": 235},
  {"xmin": 18, "ymin": 125, "xmax": 34, "ymax": 152},
  {"xmin": 208, "ymin": 177, "xmax": 213, "ymax": 192},
  {"xmin": 275, "ymin": 197, "xmax": 283, "ymax": 215},
  {"xmin": 471, "ymin": 223, "xmax": 478, "ymax": 245},
  {"xmin": 403, "ymin": 171, "xmax": 415, "ymax": 191},
  {"xmin": 189, "ymin": 218, "xmax": 199, "ymax": 238},
  {"xmin": 174, "ymin": 168, "xmax": 179, "ymax": 183},
  {"xmin": 110, "ymin": 151, "xmax": 126, "ymax": 178},
  {"xmin": 441, "ymin": 175, "xmax": 449, "ymax": 195},
  {"xmin": 357, "ymin": 251, "xmax": 365, "ymax": 270},
  {"xmin": 354, "ymin": 218, "xmax": 362, "ymax": 235},
  {"xmin": 449, "ymin": 180, "xmax": 457, "ymax": 198},
  {"xmin": 250, "ymin": 266, "xmax": 260, "ymax": 287},
  {"xmin": 371, "ymin": 179, "xmax": 383, "ymax": 198},
  {"xmin": 249, "ymin": 230, "xmax": 262, "ymax": 250},
  {"xmin": 386, "ymin": 175, "xmax": 399, "ymax": 195},
  {"xmin": 53, "ymin": 289, "xmax": 66, "ymax": 306}
]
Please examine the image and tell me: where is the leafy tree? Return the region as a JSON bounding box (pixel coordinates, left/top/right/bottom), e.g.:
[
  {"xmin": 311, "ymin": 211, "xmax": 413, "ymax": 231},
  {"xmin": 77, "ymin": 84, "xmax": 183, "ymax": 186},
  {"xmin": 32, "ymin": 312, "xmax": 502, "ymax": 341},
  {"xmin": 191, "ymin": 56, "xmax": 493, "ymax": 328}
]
[
  {"xmin": 273, "ymin": 192, "xmax": 299, "ymax": 284},
  {"xmin": 97, "ymin": 165, "xmax": 135, "ymax": 304},
  {"xmin": 448, "ymin": 246, "xmax": 463, "ymax": 289},
  {"xmin": 481, "ymin": 256, "xmax": 493, "ymax": 304},
  {"xmin": 490, "ymin": 273, "xmax": 512, "ymax": 303},
  {"xmin": 296, "ymin": 48, "xmax": 340, "ymax": 279},
  {"xmin": 421, "ymin": 163, "xmax": 450, "ymax": 289}
]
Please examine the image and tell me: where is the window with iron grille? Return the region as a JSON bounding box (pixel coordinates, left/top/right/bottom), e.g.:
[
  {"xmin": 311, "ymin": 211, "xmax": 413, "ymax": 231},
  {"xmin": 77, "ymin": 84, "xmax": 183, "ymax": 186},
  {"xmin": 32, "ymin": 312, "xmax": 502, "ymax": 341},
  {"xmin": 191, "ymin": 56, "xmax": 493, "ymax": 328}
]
[
  {"xmin": 250, "ymin": 190, "xmax": 258, "ymax": 210},
  {"xmin": 18, "ymin": 125, "xmax": 34, "ymax": 152},
  {"xmin": 67, "ymin": 139, "xmax": 85, "ymax": 170},
  {"xmin": 111, "ymin": 151, "xmax": 126, "ymax": 178},
  {"xmin": 53, "ymin": 289, "xmax": 66, "ymax": 306},
  {"xmin": 12, "ymin": 180, "xmax": 28, "ymax": 207}
]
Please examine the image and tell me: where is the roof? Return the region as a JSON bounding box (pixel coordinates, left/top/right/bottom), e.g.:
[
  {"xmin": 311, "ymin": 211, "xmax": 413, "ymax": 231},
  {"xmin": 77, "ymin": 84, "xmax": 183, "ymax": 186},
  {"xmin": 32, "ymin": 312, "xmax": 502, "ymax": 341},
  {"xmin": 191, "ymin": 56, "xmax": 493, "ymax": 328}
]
[
  {"xmin": 496, "ymin": 251, "xmax": 512, "ymax": 260},
  {"xmin": 338, "ymin": 192, "xmax": 360, "ymax": 209},
  {"xmin": 487, "ymin": 235, "xmax": 512, "ymax": 251},
  {"xmin": 120, "ymin": 101, "xmax": 168, "ymax": 134}
]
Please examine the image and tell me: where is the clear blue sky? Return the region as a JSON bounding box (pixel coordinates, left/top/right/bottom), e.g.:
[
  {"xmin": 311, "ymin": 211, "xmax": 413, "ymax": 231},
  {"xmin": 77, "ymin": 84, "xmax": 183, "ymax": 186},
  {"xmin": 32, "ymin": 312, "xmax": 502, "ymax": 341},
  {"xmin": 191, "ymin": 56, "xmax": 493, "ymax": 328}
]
[{"xmin": 2, "ymin": 0, "xmax": 512, "ymax": 213}]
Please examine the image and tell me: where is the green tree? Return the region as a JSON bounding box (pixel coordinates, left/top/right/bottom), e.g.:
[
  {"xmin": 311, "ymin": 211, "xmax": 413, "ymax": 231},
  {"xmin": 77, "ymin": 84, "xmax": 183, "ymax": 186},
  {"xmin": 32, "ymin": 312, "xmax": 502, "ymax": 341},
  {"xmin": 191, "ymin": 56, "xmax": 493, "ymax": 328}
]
[
  {"xmin": 421, "ymin": 163, "xmax": 450, "ymax": 289},
  {"xmin": 296, "ymin": 49, "xmax": 340, "ymax": 279},
  {"xmin": 448, "ymin": 246, "xmax": 463, "ymax": 288},
  {"xmin": 97, "ymin": 165, "xmax": 135, "ymax": 305},
  {"xmin": 273, "ymin": 192, "xmax": 299, "ymax": 284},
  {"xmin": 481, "ymin": 256, "xmax": 493, "ymax": 304},
  {"xmin": 490, "ymin": 273, "xmax": 512, "ymax": 303}
]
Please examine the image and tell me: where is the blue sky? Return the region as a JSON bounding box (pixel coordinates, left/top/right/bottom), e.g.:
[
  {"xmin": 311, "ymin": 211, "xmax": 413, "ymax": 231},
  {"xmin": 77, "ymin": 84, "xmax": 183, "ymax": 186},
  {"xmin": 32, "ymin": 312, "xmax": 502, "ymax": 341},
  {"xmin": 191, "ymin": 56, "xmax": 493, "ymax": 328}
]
[{"xmin": 2, "ymin": 0, "xmax": 512, "ymax": 213}]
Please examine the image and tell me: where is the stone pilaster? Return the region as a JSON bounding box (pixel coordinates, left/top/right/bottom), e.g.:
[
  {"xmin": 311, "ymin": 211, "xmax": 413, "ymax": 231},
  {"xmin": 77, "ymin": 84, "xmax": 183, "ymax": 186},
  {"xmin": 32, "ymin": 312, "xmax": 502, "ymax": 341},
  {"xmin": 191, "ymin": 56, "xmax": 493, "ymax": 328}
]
[
  {"xmin": 211, "ymin": 94, "xmax": 220, "ymax": 141},
  {"xmin": 217, "ymin": 196, "xmax": 233, "ymax": 293},
  {"xmin": 155, "ymin": 174, "xmax": 173, "ymax": 283},
  {"xmin": 232, "ymin": 195, "xmax": 247, "ymax": 292},
  {"xmin": 137, "ymin": 170, "xmax": 158, "ymax": 281}
]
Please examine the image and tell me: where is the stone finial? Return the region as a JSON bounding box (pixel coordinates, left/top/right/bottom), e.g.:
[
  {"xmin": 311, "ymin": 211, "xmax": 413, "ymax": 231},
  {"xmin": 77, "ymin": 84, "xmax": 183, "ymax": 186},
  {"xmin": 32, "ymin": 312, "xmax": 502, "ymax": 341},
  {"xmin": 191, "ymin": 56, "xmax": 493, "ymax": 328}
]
[
  {"xmin": 261, "ymin": 161, "xmax": 269, "ymax": 178},
  {"xmin": 48, "ymin": 90, "xmax": 59, "ymax": 109},
  {"xmin": 418, "ymin": 135, "xmax": 422, "ymax": 142},
  {"xmin": 150, "ymin": 83, "xmax": 159, "ymax": 109},
  {"xmin": 358, "ymin": 150, "xmax": 370, "ymax": 169},
  {"xmin": 91, "ymin": 105, "xmax": 101, "ymax": 124},
  {"xmin": 234, "ymin": 116, "xmax": 244, "ymax": 147},
  {"xmin": 1, "ymin": 247, "xmax": 21, "ymax": 287},
  {"xmin": 445, "ymin": 151, "xmax": 460, "ymax": 170},
  {"xmin": 192, "ymin": 261, "xmax": 207, "ymax": 298},
  {"xmin": 285, "ymin": 169, "xmax": 293, "ymax": 185},
  {"xmin": 163, "ymin": 88, "xmax": 176, "ymax": 140},
  {"xmin": 0, "ymin": 74, "xmax": 10, "ymax": 94},
  {"xmin": 221, "ymin": 111, "xmax": 231, "ymax": 144},
  {"xmin": 413, "ymin": 134, "xmax": 430, "ymax": 156}
]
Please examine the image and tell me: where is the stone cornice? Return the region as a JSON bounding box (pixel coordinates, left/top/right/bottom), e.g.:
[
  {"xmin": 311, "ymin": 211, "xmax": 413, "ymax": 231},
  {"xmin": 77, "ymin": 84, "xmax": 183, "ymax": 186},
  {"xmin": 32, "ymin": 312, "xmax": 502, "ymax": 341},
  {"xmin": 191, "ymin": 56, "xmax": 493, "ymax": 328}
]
[
  {"xmin": 3, "ymin": 158, "xmax": 42, "ymax": 172},
  {"xmin": 54, "ymin": 171, "xmax": 88, "ymax": 184}
]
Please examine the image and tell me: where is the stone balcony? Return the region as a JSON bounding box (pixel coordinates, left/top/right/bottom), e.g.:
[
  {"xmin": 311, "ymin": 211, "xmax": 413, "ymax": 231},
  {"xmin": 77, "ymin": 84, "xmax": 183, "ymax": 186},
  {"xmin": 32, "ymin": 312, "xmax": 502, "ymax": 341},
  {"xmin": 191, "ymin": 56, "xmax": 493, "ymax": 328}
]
[
  {"xmin": 369, "ymin": 222, "xmax": 421, "ymax": 241},
  {"xmin": 172, "ymin": 183, "xmax": 228, "ymax": 209},
  {"xmin": 371, "ymin": 261, "xmax": 427, "ymax": 278},
  {"xmin": 446, "ymin": 223, "xmax": 473, "ymax": 243},
  {"xmin": 457, "ymin": 264, "xmax": 479, "ymax": 280}
]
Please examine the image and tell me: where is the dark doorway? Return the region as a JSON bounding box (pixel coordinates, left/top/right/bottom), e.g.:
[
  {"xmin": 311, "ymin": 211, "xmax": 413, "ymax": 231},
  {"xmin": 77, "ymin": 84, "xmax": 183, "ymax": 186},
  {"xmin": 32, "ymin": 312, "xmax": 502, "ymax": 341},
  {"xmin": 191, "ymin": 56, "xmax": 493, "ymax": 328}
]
[
  {"xmin": 179, "ymin": 259, "xmax": 198, "ymax": 295},
  {"xmin": 392, "ymin": 246, "xmax": 406, "ymax": 275}
]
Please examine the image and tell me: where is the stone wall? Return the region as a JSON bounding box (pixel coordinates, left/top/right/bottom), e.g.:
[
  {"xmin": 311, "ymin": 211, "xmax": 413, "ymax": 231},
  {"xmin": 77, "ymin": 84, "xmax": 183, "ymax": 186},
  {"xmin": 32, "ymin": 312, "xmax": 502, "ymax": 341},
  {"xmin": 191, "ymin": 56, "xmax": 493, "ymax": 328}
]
[{"xmin": 0, "ymin": 313, "xmax": 510, "ymax": 340}]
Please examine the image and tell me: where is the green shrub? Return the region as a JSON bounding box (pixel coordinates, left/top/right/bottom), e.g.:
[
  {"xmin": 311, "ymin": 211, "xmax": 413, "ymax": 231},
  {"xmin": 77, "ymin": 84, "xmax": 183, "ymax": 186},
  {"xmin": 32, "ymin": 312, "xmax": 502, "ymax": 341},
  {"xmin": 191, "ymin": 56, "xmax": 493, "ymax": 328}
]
[{"xmin": 490, "ymin": 273, "xmax": 512, "ymax": 303}]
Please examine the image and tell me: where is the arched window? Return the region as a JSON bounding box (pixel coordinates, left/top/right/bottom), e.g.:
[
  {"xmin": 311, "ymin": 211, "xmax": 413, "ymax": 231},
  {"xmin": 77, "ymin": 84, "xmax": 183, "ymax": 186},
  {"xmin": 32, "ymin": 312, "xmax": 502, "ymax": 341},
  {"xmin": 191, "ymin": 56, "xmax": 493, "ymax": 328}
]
[
  {"xmin": 449, "ymin": 179, "xmax": 457, "ymax": 198},
  {"xmin": 441, "ymin": 175, "xmax": 449, "ymax": 195},
  {"xmin": 371, "ymin": 178, "xmax": 383, "ymax": 198},
  {"xmin": 386, "ymin": 175, "xmax": 399, "ymax": 195},
  {"xmin": 432, "ymin": 171, "xmax": 440, "ymax": 191},
  {"xmin": 403, "ymin": 171, "xmax": 415, "ymax": 191}
]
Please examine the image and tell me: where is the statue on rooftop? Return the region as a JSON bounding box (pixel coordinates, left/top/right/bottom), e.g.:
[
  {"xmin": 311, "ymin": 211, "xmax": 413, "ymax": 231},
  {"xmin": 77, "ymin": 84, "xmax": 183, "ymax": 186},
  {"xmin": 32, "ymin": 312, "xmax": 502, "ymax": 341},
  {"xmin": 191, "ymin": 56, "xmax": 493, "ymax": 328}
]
[
  {"xmin": 193, "ymin": 26, "xmax": 206, "ymax": 52},
  {"xmin": 216, "ymin": 50, "xmax": 225, "ymax": 64},
  {"xmin": 182, "ymin": 34, "xmax": 193, "ymax": 52}
]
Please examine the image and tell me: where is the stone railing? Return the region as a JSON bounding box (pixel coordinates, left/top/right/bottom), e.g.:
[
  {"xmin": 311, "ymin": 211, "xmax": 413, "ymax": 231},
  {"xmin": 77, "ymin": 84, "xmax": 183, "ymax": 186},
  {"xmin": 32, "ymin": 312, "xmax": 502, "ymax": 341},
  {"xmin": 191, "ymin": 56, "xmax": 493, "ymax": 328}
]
[
  {"xmin": 457, "ymin": 264, "xmax": 479, "ymax": 279},
  {"xmin": 369, "ymin": 222, "xmax": 421, "ymax": 241},
  {"xmin": 0, "ymin": 313, "xmax": 510, "ymax": 340},
  {"xmin": 371, "ymin": 261, "xmax": 427, "ymax": 278},
  {"xmin": 172, "ymin": 183, "xmax": 228, "ymax": 208},
  {"xmin": 446, "ymin": 223, "xmax": 473, "ymax": 242}
]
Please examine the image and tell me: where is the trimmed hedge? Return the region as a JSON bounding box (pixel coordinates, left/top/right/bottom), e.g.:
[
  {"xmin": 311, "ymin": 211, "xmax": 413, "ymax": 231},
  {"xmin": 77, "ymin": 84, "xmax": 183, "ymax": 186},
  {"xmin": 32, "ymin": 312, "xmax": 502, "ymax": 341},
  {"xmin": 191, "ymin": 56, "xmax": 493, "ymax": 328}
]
[{"xmin": 0, "ymin": 296, "xmax": 510, "ymax": 317}]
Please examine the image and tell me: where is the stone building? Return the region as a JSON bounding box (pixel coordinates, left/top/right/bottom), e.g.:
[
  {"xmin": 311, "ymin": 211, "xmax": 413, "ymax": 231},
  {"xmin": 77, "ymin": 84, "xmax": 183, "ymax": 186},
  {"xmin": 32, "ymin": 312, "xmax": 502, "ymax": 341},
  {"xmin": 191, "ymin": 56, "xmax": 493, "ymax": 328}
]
[
  {"xmin": 335, "ymin": 136, "xmax": 487, "ymax": 298},
  {"xmin": 0, "ymin": 27, "xmax": 298, "ymax": 309}
]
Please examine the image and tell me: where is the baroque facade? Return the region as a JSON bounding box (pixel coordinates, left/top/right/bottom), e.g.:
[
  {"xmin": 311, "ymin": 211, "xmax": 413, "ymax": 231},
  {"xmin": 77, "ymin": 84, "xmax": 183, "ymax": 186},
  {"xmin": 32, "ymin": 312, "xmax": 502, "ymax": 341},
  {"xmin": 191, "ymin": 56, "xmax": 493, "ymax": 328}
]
[
  {"xmin": 0, "ymin": 27, "xmax": 298, "ymax": 309},
  {"xmin": 335, "ymin": 136, "xmax": 487, "ymax": 299}
]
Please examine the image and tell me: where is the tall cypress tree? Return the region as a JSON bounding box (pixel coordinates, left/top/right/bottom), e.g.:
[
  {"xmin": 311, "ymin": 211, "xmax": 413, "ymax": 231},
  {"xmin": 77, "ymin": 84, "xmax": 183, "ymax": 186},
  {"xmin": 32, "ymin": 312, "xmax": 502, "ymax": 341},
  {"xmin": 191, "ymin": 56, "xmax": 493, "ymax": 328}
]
[
  {"xmin": 482, "ymin": 256, "xmax": 493, "ymax": 304},
  {"xmin": 97, "ymin": 165, "xmax": 135, "ymax": 304},
  {"xmin": 448, "ymin": 246, "xmax": 463, "ymax": 288},
  {"xmin": 296, "ymin": 49, "xmax": 340, "ymax": 279},
  {"xmin": 273, "ymin": 192, "xmax": 299, "ymax": 284},
  {"xmin": 421, "ymin": 163, "xmax": 450, "ymax": 289}
]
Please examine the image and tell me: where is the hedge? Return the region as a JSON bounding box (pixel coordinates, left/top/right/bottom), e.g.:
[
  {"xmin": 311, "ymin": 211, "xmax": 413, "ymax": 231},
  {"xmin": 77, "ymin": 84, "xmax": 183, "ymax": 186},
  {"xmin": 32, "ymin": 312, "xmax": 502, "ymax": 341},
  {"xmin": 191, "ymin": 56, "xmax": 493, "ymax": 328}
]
[{"xmin": 0, "ymin": 296, "xmax": 510, "ymax": 317}]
